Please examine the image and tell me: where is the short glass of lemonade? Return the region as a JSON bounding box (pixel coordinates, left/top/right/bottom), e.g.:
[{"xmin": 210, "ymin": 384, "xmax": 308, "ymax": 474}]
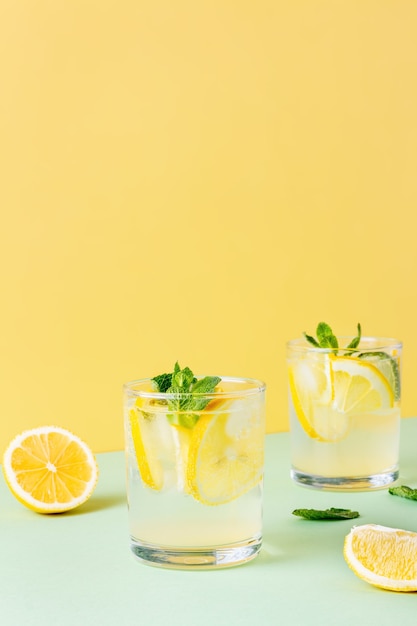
[
  {"xmin": 287, "ymin": 335, "xmax": 402, "ymax": 490},
  {"xmin": 124, "ymin": 373, "xmax": 266, "ymax": 569}
]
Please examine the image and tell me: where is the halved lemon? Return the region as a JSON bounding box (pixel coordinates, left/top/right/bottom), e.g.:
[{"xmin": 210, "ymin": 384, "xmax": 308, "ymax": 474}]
[
  {"xmin": 344, "ymin": 524, "xmax": 417, "ymax": 592},
  {"xmin": 2, "ymin": 426, "xmax": 98, "ymax": 513},
  {"xmin": 187, "ymin": 400, "xmax": 264, "ymax": 506},
  {"xmin": 289, "ymin": 355, "xmax": 394, "ymax": 442}
]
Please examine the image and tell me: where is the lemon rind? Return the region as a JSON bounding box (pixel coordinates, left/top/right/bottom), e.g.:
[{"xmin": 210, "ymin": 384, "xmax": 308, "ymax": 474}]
[{"xmin": 2, "ymin": 425, "xmax": 98, "ymax": 514}]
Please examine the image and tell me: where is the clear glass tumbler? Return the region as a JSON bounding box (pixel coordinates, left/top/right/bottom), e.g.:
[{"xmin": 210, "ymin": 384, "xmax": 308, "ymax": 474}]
[
  {"xmin": 287, "ymin": 336, "xmax": 402, "ymax": 490},
  {"xmin": 124, "ymin": 376, "xmax": 266, "ymax": 569}
]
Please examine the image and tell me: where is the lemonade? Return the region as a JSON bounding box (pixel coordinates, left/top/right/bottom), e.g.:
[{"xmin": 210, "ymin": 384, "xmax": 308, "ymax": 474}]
[
  {"xmin": 287, "ymin": 325, "xmax": 401, "ymax": 490},
  {"xmin": 124, "ymin": 367, "xmax": 265, "ymax": 569}
]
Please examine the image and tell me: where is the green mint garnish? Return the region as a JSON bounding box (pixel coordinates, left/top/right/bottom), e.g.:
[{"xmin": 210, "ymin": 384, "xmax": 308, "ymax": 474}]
[
  {"xmin": 303, "ymin": 322, "xmax": 400, "ymax": 400},
  {"xmin": 152, "ymin": 372, "xmax": 173, "ymax": 393},
  {"xmin": 316, "ymin": 322, "xmax": 339, "ymax": 350},
  {"xmin": 152, "ymin": 362, "xmax": 221, "ymax": 428},
  {"xmin": 292, "ymin": 507, "xmax": 360, "ymax": 520},
  {"xmin": 304, "ymin": 322, "xmax": 361, "ymax": 353},
  {"xmin": 346, "ymin": 323, "xmax": 362, "ymax": 350},
  {"xmin": 389, "ymin": 485, "xmax": 417, "ymax": 501}
]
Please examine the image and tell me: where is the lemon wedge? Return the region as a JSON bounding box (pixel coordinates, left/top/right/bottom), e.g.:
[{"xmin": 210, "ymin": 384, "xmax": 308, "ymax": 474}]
[
  {"xmin": 186, "ymin": 400, "xmax": 264, "ymax": 506},
  {"xmin": 344, "ymin": 524, "xmax": 417, "ymax": 592},
  {"xmin": 2, "ymin": 426, "xmax": 98, "ymax": 513},
  {"xmin": 289, "ymin": 355, "xmax": 394, "ymax": 442}
]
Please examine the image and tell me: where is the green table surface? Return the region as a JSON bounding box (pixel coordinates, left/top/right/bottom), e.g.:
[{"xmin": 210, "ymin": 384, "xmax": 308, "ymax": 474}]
[{"xmin": 2, "ymin": 419, "xmax": 417, "ymax": 626}]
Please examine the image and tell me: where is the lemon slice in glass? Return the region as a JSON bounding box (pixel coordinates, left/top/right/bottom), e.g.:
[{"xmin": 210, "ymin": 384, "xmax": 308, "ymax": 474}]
[
  {"xmin": 129, "ymin": 402, "xmax": 165, "ymax": 491},
  {"xmin": 331, "ymin": 356, "xmax": 394, "ymax": 413},
  {"xmin": 289, "ymin": 355, "xmax": 394, "ymax": 442},
  {"xmin": 187, "ymin": 400, "xmax": 264, "ymax": 506},
  {"xmin": 288, "ymin": 353, "xmax": 336, "ymax": 441}
]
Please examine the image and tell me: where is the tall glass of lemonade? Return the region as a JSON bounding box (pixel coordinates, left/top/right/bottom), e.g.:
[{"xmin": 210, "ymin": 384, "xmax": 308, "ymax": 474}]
[
  {"xmin": 124, "ymin": 363, "xmax": 266, "ymax": 569},
  {"xmin": 287, "ymin": 324, "xmax": 401, "ymax": 490}
]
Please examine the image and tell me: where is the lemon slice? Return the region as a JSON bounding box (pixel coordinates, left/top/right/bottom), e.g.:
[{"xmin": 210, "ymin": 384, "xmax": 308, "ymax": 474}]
[
  {"xmin": 187, "ymin": 400, "xmax": 264, "ymax": 506},
  {"xmin": 2, "ymin": 426, "xmax": 98, "ymax": 513},
  {"xmin": 129, "ymin": 406, "xmax": 164, "ymax": 491},
  {"xmin": 289, "ymin": 355, "xmax": 394, "ymax": 442},
  {"xmin": 331, "ymin": 356, "xmax": 394, "ymax": 413},
  {"xmin": 344, "ymin": 524, "xmax": 417, "ymax": 592},
  {"xmin": 288, "ymin": 353, "xmax": 337, "ymax": 441},
  {"xmin": 358, "ymin": 351, "xmax": 401, "ymax": 401}
]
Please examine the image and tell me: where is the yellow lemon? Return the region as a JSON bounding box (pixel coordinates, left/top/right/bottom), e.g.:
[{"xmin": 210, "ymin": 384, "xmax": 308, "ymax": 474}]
[
  {"xmin": 344, "ymin": 524, "xmax": 417, "ymax": 592},
  {"xmin": 2, "ymin": 426, "xmax": 98, "ymax": 514},
  {"xmin": 187, "ymin": 400, "xmax": 264, "ymax": 506}
]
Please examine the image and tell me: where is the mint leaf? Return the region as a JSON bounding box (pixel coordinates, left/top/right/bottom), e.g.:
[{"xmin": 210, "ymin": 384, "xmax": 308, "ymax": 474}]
[
  {"xmin": 152, "ymin": 372, "xmax": 173, "ymax": 393},
  {"xmin": 316, "ymin": 322, "xmax": 339, "ymax": 350},
  {"xmin": 292, "ymin": 507, "xmax": 359, "ymax": 520},
  {"xmin": 151, "ymin": 363, "xmax": 221, "ymax": 428},
  {"xmin": 389, "ymin": 485, "xmax": 417, "ymax": 501},
  {"xmin": 303, "ymin": 322, "xmax": 363, "ymax": 354},
  {"xmin": 187, "ymin": 376, "xmax": 222, "ymax": 411},
  {"xmin": 303, "ymin": 332, "xmax": 321, "ymax": 347},
  {"xmin": 171, "ymin": 364, "xmax": 196, "ymax": 390},
  {"xmin": 346, "ymin": 323, "xmax": 362, "ymax": 350}
]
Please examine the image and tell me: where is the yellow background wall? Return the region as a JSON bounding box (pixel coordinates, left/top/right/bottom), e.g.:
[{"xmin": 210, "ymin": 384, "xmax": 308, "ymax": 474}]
[{"xmin": 1, "ymin": 1, "xmax": 416, "ymax": 453}]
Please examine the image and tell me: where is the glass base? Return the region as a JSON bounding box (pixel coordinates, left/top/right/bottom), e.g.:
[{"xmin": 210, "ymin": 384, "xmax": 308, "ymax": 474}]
[
  {"xmin": 291, "ymin": 467, "xmax": 399, "ymax": 491},
  {"xmin": 130, "ymin": 535, "xmax": 262, "ymax": 570}
]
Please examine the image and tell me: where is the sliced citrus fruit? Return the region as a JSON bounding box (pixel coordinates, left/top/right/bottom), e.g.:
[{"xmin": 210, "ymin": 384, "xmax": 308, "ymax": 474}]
[
  {"xmin": 2, "ymin": 426, "xmax": 98, "ymax": 514},
  {"xmin": 344, "ymin": 524, "xmax": 417, "ymax": 591},
  {"xmin": 288, "ymin": 353, "xmax": 341, "ymax": 441},
  {"xmin": 358, "ymin": 351, "xmax": 401, "ymax": 401},
  {"xmin": 331, "ymin": 356, "xmax": 394, "ymax": 413},
  {"xmin": 289, "ymin": 355, "xmax": 394, "ymax": 442},
  {"xmin": 129, "ymin": 406, "xmax": 164, "ymax": 491},
  {"xmin": 187, "ymin": 400, "xmax": 264, "ymax": 505}
]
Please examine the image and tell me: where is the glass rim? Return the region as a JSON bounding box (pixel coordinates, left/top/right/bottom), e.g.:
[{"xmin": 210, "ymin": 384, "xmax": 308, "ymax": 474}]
[
  {"xmin": 123, "ymin": 375, "xmax": 266, "ymax": 400},
  {"xmin": 286, "ymin": 335, "xmax": 402, "ymax": 353}
]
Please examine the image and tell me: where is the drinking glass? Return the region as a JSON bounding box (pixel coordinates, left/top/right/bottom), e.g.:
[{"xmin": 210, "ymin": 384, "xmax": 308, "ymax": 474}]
[
  {"xmin": 287, "ymin": 336, "xmax": 402, "ymax": 490},
  {"xmin": 124, "ymin": 376, "xmax": 266, "ymax": 569}
]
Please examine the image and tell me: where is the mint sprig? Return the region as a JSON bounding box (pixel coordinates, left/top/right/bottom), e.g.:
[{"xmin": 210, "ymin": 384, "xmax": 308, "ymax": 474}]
[
  {"xmin": 152, "ymin": 362, "xmax": 221, "ymax": 428},
  {"xmin": 304, "ymin": 322, "xmax": 361, "ymax": 353}
]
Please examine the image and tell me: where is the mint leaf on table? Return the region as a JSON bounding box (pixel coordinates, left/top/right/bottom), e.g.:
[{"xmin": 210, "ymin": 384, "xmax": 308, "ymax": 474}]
[
  {"xmin": 292, "ymin": 507, "xmax": 360, "ymax": 520},
  {"xmin": 152, "ymin": 362, "xmax": 221, "ymax": 428},
  {"xmin": 389, "ymin": 485, "xmax": 417, "ymax": 501}
]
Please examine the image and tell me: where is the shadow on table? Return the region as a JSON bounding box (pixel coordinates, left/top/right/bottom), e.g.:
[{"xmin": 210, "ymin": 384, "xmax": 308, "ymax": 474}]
[{"xmin": 65, "ymin": 493, "xmax": 127, "ymax": 516}]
